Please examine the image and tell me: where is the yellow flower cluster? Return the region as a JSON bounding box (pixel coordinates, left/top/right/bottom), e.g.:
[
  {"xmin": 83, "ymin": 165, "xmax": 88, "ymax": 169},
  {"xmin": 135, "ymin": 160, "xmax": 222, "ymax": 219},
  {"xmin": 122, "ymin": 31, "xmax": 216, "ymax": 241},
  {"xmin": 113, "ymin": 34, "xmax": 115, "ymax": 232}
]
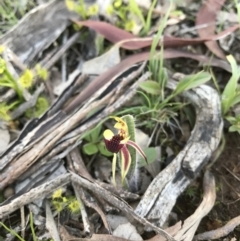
[
  {"xmin": 19, "ymin": 69, "xmax": 33, "ymax": 89},
  {"xmin": 52, "ymin": 188, "xmax": 81, "ymax": 214}
]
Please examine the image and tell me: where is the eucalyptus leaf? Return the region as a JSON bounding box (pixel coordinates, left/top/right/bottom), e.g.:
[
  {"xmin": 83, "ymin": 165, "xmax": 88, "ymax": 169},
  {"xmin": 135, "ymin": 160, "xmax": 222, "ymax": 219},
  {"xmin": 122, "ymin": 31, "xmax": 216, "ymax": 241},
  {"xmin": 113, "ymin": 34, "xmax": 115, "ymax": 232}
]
[
  {"xmin": 83, "ymin": 143, "xmax": 98, "ymax": 155},
  {"xmin": 139, "ymin": 80, "xmax": 161, "ymax": 95}
]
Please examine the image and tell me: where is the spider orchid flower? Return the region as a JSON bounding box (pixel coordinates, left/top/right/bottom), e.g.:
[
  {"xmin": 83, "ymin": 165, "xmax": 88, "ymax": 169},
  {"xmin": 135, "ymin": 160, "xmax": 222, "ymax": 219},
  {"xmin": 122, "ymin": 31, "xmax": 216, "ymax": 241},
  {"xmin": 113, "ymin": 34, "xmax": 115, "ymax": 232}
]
[{"xmin": 103, "ymin": 116, "xmax": 147, "ymax": 184}]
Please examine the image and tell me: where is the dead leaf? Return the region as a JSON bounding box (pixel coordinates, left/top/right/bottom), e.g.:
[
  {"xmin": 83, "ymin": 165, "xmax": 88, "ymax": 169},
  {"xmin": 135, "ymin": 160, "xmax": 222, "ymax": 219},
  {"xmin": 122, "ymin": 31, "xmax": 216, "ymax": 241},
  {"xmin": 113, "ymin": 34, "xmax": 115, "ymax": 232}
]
[
  {"xmin": 73, "ymin": 20, "xmax": 239, "ymax": 50},
  {"xmin": 65, "ymin": 48, "xmax": 232, "ymax": 114},
  {"xmin": 196, "ymin": 0, "xmax": 227, "ymax": 59}
]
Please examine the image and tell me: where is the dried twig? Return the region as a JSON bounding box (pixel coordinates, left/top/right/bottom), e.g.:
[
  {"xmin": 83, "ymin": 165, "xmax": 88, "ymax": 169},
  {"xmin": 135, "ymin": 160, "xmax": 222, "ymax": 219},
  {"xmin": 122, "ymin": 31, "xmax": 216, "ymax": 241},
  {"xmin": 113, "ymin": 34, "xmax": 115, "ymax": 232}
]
[
  {"xmin": 46, "ymin": 201, "xmax": 61, "ymax": 241},
  {"xmin": 73, "ymin": 183, "xmax": 92, "ymax": 235},
  {"xmin": 11, "ymin": 84, "xmax": 45, "ymax": 120},
  {"xmin": 80, "ymin": 188, "xmax": 111, "ymax": 234},
  {"xmin": 194, "ymin": 215, "xmax": 240, "ymax": 240},
  {"xmin": 0, "ymin": 174, "xmax": 71, "ymax": 218},
  {"xmin": 174, "ymin": 171, "xmax": 216, "ymax": 241},
  {"xmin": 71, "ymin": 172, "xmax": 175, "ymax": 241}
]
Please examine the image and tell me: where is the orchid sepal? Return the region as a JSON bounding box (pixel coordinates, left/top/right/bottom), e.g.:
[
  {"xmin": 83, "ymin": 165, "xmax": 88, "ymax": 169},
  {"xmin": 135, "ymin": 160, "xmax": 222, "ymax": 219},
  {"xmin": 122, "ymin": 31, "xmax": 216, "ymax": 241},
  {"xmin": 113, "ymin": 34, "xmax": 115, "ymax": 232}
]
[
  {"xmin": 126, "ymin": 140, "xmax": 148, "ymax": 164},
  {"xmin": 120, "ymin": 145, "xmax": 131, "ymax": 183}
]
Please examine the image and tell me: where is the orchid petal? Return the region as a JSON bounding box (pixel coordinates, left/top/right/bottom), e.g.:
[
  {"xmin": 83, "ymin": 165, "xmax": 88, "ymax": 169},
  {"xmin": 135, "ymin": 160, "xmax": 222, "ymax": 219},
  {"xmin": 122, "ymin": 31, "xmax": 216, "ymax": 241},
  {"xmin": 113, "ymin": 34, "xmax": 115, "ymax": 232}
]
[
  {"xmin": 110, "ymin": 116, "xmax": 128, "ymax": 133},
  {"xmin": 120, "ymin": 136, "xmax": 130, "ymax": 144},
  {"xmin": 103, "ymin": 129, "xmax": 114, "ymax": 140},
  {"xmin": 120, "ymin": 145, "xmax": 131, "ymax": 183},
  {"xmin": 104, "ymin": 134, "xmax": 124, "ymax": 153},
  {"xmin": 112, "ymin": 153, "xmax": 117, "ymax": 186},
  {"xmin": 127, "ymin": 140, "xmax": 148, "ymax": 164}
]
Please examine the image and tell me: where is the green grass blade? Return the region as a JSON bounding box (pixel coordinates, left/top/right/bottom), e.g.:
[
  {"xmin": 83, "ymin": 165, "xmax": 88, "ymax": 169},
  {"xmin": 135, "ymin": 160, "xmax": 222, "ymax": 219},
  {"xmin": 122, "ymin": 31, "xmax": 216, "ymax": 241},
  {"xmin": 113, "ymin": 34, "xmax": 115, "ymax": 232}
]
[
  {"xmin": 221, "ymin": 55, "xmax": 240, "ymax": 114},
  {"xmin": 173, "ymin": 71, "xmax": 211, "ymax": 95}
]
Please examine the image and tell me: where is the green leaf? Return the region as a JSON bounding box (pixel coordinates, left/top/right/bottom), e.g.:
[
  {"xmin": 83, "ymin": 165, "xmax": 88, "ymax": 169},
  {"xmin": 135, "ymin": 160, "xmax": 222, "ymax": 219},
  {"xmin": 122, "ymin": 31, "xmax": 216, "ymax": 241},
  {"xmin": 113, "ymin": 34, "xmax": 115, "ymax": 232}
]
[
  {"xmin": 142, "ymin": 0, "xmax": 158, "ymax": 35},
  {"xmin": 221, "ymin": 55, "xmax": 240, "ymax": 114},
  {"xmin": 232, "ymin": 94, "xmax": 240, "ymax": 106},
  {"xmin": 173, "ymin": 71, "xmax": 211, "ymax": 95},
  {"xmin": 98, "ymin": 142, "xmax": 113, "ymax": 157},
  {"xmin": 83, "ymin": 143, "xmax": 98, "ymax": 155},
  {"xmin": 128, "ymin": 0, "xmax": 145, "ymax": 26},
  {"xmin": 83, "ymin": 124, "xmax": 102, "ymax": 142},
  {"xmin": 139, "ymin": 147, "xmax": 157, "ymax": 167},
  {"xmin": 90, "ymin": 124, "xmax": 102, "ymax": 142},
  {"xmin": 229, "ymin": 125, "xmax": 240, "ymax": 132},
  {"xmin": 225, "ymin": 116, "xmax": 236, "ymax": 123},
  {"xmin": 139, "ymin": 80, "xmax": 161, "ymax": 95}
]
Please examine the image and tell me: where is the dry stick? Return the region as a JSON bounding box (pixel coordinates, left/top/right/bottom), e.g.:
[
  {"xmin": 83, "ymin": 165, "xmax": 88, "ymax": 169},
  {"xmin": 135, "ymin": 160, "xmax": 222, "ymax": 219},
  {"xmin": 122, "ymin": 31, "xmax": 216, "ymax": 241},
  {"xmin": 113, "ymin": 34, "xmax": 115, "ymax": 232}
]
[
  {"xmin": 173, "ymin": 171, "xmax": 216, "ymax": 241},
  {"xmin": 79, "ymin": 188, "xmax": 111, "ymax": 234},
  {"xmin": 46, "ymin": 74, "xmax": 88, "ymax": 117},
  {"xmin": 11, "ymin": 83, "xmax": 45, "ymax": 120},
  {"xmin": 68, "ymin": 148, "xmax": 139, "ymax": 201},
  {"xmin": 68, "ymin": 148, "xmax": 94, "ymax": 182},
  {"xmin": 95, "ymin": 181, "xmax": 140, "ymax": 201},
  {"xmin": 72, "ymin": 183, "xmax": 91, "ymax": 235},
  {"xmin": 45, "ymin": 201, "xmax": 61, "ymax": 241},
  {"xmin": 0, "ymin": 173, "xmax": 71, "ymax": 219},
  {"xmin": 20, "ymin": 206, "xmax": 25, "ymax": 239},
  {"xmin": 0, "ymin": 172, "xmax": 173, "ymax": 240},
  {"xmin": 70, "ymin": 173, "xmax": 176, "ymax": 241},
  {"xmin": 194, "ymin": 215, "xmax": 240, "ymax": 240},
  {"xmin": 68, "ymin": 148, "xmax": 121, "ymax": 216},
  {"xmin": 0, "ymin": 92, "xmax": 110, "ymax": 190},
  {"xmin": 44, "ymin": 32, "xmax": 81, "ymax": 70},
  {"xmin": 61, "ymin": 29, "xmax": 69, "ymax": 83}
]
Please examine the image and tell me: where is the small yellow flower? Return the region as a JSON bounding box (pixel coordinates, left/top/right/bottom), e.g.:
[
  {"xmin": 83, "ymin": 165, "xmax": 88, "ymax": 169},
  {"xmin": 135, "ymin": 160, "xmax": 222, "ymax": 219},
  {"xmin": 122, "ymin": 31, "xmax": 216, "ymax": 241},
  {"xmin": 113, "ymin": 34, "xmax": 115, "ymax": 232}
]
[
  {"xmin": 19, "ymin": 69, "xmax": 33, "ymax": 88},
  {"xmin": 113, "ymin": 0, "xmax": 122, "ymax": 9},
  {"xmin": 34, "ymin": 97, "xmax": 49, "ymax": 117},
  {"xmin": 106, "ymin": 5, "xmax": 114, "ymax": 15},
  {"xmin": 68, "ymin": 199, "xmax": 81, "ymax": 214},
  {"xmin": 35, "ymin": 64, "xmax": 48, "ymax": 81},
  {"xmin": 87, "ymin": 4, "xmax": 99, "ymax": 16},
  {"xmin": 52, "ymin": 188, "xmax": 63, "ymax": 200},
  {"xmin": 52, "ymin": 200, "xmax": 64, "ymax": 212},
  {"xmin": 124, "ymin": 20, "xmax": 136, "ymax": 32},
  {"xmin": 0, "ymin": 57, "xmax": 6, "ymax": 74}
]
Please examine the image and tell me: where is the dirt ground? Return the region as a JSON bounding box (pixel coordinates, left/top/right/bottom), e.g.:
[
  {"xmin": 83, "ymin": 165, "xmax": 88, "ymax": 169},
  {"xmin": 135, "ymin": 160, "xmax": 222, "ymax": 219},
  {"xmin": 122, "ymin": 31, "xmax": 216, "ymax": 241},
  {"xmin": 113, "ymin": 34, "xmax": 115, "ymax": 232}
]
[{"xmin": 175, "ymin": 132, "xmax": 240, "ymax": 240}]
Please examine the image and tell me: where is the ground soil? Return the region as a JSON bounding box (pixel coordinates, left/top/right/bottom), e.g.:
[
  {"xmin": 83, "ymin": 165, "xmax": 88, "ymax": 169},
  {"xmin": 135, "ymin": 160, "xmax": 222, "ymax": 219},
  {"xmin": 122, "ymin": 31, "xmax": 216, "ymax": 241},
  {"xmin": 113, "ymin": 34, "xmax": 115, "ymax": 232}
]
[{"xmin": 174, "ymin": 132, "xmax": 240, "ymax": 240}]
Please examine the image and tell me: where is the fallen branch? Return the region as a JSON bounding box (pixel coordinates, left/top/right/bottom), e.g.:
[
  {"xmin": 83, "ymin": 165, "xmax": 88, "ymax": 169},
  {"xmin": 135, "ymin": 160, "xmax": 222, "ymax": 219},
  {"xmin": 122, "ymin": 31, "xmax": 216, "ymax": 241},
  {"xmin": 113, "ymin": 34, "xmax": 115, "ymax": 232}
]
[{"xmin": 194, "ymin": 215, "xmax": 240, "ymax": 240}]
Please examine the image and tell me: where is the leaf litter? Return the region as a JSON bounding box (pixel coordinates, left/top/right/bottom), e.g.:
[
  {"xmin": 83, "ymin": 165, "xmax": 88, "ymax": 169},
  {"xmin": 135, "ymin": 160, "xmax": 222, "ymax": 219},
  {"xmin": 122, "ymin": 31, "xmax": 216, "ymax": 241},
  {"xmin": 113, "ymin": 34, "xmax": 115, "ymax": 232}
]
[{"xmin": 0, "ymin": 0, "xmax": 240, "ymax": 241}]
